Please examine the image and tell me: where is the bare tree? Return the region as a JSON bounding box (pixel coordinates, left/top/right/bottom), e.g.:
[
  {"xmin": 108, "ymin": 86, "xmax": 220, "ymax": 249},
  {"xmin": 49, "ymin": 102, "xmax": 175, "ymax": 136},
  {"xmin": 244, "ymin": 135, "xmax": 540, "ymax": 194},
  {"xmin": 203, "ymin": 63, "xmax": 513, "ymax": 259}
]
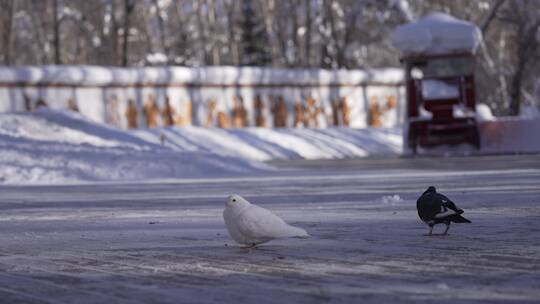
[
  {"xmin": 122, "ymin": 0, "xmax": 136, "ymax": 66},
  {"xmin": 503, "ymin": 0, "xmax": 540, "ymax": 115},
  {"xmin": 53, "ymin": 0, "xmax": 61, "ymax": 64},
  {"xmin": 103, "ymin": 0, "xmax": 120, "ymax": 65},
  {"xmin": 224, "ymin": 0, "xmax": 240, "ymax": 65},
  {"xmin": 481, "ymin": 0, "xmax": 507, "ymax": 34},
  {"xmin": 0, "ymin": 0, "xmax": 14, "ymax": 65},
  {"xmin": 303, "ymin": 0, "xmax": 312, "ymax": 66},
  {"xmin": 153, "ymin": 0, "xmax": 169, "ymax": 59}
]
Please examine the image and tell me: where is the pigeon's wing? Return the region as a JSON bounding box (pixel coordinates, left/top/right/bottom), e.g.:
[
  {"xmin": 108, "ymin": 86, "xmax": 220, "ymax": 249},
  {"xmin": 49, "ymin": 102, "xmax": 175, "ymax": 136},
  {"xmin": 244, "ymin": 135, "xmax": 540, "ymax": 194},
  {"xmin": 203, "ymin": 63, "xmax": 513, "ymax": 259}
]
[
  {"xmin": 416, "ymin": 193, "xmax": 442, "ymax": 222},
  {"xmin": 432, "ymin": 193, "xmax": 466, "ymax": 219},
  {"xmin": 237, "ymin": 205, "xmax": 302, "ymax": 239},
  {"xmin": 448, "ymin": 214, "xmax": 471, "ymax": 223},
  {"xmin": 437, "ymin": 194, "xmax": 462, "ymax": 213},
  {"xmin": 436, "ymin": 194, "xmax": 471, "ymax": 223}
]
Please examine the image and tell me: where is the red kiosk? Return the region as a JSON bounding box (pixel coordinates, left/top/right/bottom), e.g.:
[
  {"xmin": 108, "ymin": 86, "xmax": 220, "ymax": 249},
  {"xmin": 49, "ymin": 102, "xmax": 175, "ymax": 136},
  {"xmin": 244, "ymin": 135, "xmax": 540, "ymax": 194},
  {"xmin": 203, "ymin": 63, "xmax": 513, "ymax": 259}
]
[{"xmin": 392, "ymin": 13, "xmax": 482, "ymax": 154}]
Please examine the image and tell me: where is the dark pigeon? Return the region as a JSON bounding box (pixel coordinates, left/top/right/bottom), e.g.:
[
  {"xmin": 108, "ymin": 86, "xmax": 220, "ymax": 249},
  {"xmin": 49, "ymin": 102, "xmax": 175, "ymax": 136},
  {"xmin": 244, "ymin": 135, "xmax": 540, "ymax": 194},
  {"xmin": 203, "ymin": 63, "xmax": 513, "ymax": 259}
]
[{"xmin": 416, "ymin": 186, "xmax": 471, "ymax": 236}]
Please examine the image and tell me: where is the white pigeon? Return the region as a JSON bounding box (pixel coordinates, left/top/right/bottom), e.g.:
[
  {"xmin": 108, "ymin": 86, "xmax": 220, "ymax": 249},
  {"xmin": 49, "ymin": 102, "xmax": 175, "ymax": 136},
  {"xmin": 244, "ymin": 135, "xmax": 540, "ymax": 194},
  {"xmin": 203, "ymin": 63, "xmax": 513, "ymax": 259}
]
[{"xmin": 223, "ymin": 194, "xmax": 309, "ymax": 247}]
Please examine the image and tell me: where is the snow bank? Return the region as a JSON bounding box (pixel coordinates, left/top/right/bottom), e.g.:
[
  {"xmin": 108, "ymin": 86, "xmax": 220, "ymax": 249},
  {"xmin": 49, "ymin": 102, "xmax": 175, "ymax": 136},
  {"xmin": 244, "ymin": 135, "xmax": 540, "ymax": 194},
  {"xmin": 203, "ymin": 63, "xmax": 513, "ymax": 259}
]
[
  {"xmin": 377, "ymin": 194, "xmax": 404, "ymax": 206},
  {"xmin": 134, "ymin": 127, "xmax": 403, "ymax": 161},
  {"xmin": 392, "ymin": 12, "xmax": 482, "ymax": 56},
  {"xmin": 1, "ymin": 108, "xmax": 537, "ymax": 185},
  {"xmin": 0, "ymin": 109, "xmax": 268, "ymax": 184},
  {"xmin": 0, "ymin": 109, "xmax": 403, "ymax": 184},
  {"xmin": 476, "ymin": 103, "xmax": 495, "ymax": 121}
]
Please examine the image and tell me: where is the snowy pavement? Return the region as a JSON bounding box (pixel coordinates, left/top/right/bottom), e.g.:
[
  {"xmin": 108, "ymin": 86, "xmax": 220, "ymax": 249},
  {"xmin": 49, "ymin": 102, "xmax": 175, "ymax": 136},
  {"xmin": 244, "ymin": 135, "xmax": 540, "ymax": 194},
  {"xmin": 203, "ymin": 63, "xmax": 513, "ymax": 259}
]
[{"xmin": 1, "ymin": 154, "xmax": 539, "ymax": 303}]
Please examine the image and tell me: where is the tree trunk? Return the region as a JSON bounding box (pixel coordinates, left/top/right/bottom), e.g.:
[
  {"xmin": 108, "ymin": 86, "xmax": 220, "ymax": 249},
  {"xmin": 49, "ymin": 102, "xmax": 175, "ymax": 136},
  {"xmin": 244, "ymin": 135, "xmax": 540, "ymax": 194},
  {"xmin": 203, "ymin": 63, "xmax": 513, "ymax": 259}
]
[
  {"xmin": 509, "ymin": 19, "xmax": 540, "ymax": 115},
  {"xmin": 196, "ymin": 0, "xmax": 208, "ymax": 65},
  {"xmin": 319, "ymin": 0, "xmax": 334, "ymax": 68},
  {"xmin": 122, "ymin": 0, "xmax": 135, "ymax": 67},
  {"xmin": 304, "ymin": 0, "xmax": 311, "ymax": 67},
  {"xmin": 291, "ymin": 2, "xmax": 300, "ymax": 66},
  {"xmin": 326, "ymin": 0, "xmax": 339, "ymax": 68},
  {"xmin": 262, "ymin": 0, "xmax": 280, "ymax": 66},
  {"xmin": 481, "ymin": 0, "xmax": 507, "ymax": 34},
  {"xmin": 153, "ymin": 0, "xmax": 169, "ymax": 60},
  {"xmin": 53, "ymin": 0, "xmax": 61, "ymax": 64},
  {"xmin": 207, "ymin": 0, "xmax": 220, "ymax": 65},
  {"xmin": 111, "ymin": 0, "xmax": 119, "ymax": 65},
  {"xmin": 336, "ymin": 3, "xmax": 360, "ymax": 68},
  {"xmin": 509, "ymin": 53, "xmax": 525, "ymax": 115},
  {"xmin": 224, "ymin": 0, "xmax": 239, "ymax": 65},
  {"xmin": 1, "ymin": 0, "xmax": 14, "ymax": 65}
]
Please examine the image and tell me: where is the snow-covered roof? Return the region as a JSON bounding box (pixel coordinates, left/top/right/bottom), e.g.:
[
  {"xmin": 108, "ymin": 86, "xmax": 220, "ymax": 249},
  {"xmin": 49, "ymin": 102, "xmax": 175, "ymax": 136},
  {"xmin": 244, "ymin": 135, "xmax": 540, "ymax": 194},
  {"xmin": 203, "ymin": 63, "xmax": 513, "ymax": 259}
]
[
  {"xmin": 0, "ymin": 66, "xmax": 404, "ymax": 87},
  {"xmin": 391, "ymin": 12, "xmax": 482, "ymax": 56}
]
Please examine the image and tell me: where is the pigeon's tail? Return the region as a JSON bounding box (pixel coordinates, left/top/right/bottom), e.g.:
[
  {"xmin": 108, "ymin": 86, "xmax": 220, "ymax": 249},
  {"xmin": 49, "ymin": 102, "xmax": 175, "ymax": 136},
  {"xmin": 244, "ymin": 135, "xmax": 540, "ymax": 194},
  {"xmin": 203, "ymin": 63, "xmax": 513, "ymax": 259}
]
[
  {"xmin": 451, "ymin": 214, "xmax": 471, "ymax": 223},
  {"xmin": 287, "ymin": 226, "xmax": 310, "ymax": 239}
]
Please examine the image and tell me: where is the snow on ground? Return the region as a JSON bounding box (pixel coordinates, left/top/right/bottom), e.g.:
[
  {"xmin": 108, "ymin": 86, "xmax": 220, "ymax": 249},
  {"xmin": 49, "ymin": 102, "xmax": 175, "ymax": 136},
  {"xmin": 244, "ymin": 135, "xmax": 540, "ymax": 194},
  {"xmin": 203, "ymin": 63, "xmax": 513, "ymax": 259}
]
[
  {"xmin": 0, "ymin": 109, "xmax": 269, "ymax": 184},
  {"xmin": 134, "ymin": 126, "xmax": 402, "ymax": 161},
  {"xmin": 1, "ymin": 108, "xmax": 539, "ymax": 184},
  {"xmin": 0, "ymin": 109, "xmax": 401, "ymax": 184},
  {"xmin": 0, "ymin": 155, "xmax": 539, "ymax": 303}
]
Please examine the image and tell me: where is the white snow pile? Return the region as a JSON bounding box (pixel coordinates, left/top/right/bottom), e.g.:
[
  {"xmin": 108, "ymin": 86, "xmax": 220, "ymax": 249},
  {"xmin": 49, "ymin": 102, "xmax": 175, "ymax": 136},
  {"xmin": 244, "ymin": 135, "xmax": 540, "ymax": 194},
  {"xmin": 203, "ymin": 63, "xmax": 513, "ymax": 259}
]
[
  {"xmin": 0, "ymin": 109, "xmax": 269, "ymax": 184},
  {"xmin": 476, "ymin": 103, "xmax": 496, "ymax": 122},
  {"xmin": 134, "ymin": 127, "xmax": 403, "ymax": 162},
  {"xmin": 392, "ymin": 12, "xmax": 482, "ymax": 56},
  {"xmin": 378, "ymin": 194, "xmax": 404, "ymax": 206},
  {"xmin": 0, "ymin": 109, "xmax": 403, "ymax": 184}
]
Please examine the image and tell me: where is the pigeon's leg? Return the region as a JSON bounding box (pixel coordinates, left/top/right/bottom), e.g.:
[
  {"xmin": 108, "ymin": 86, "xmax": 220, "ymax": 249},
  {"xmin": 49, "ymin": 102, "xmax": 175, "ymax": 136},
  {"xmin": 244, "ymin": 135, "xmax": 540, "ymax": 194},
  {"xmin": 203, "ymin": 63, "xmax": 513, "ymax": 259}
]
[
  {"xmin": 442, "ymin": 222, "xmax": 451, "ymax": 235},
  {"xmin": 241, "ymin": 244, "xmax": 258, "ymax": 250},
  {"xmin": 425, "ymin": 225, "xmax": 434, "ymax": 236}
]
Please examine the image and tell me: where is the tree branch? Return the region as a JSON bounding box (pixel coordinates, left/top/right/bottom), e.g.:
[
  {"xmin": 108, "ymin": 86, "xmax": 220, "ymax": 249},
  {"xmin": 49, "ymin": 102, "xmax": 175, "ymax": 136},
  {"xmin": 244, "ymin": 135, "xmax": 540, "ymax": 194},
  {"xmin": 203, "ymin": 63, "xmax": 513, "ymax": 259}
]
[{"xmin": 481, "ymin": 0, "xmax": 507, "ymax": 34}]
